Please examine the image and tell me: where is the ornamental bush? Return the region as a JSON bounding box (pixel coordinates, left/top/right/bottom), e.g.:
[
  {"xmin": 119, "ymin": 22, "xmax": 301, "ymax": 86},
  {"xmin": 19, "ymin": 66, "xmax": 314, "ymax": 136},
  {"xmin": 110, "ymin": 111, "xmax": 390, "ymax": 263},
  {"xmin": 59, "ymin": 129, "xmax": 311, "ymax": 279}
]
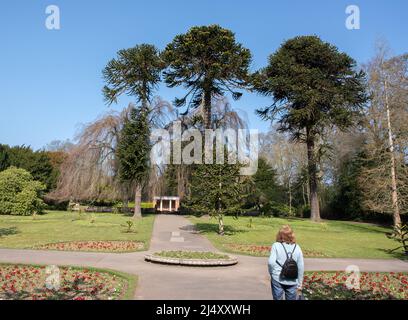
[{"xmin": 0, "ymin": 167, "xmax": 45, "ymax": 215}]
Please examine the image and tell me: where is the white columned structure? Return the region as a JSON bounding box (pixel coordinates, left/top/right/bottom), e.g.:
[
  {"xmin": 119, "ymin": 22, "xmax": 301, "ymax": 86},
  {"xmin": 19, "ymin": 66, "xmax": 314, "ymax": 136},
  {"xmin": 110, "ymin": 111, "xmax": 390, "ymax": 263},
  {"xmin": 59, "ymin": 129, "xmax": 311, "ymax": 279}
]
[{"xmin": 153, "ymin": 196, "xmax": 180, "ymax": 213}]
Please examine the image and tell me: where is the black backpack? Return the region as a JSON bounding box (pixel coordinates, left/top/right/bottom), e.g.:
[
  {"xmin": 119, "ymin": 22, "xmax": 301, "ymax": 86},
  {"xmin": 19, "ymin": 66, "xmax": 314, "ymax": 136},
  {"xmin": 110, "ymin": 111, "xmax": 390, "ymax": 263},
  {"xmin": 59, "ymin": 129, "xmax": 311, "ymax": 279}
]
[{"xmin": 276, "ymin": 242, "xmax": 298, "ymax": 279}]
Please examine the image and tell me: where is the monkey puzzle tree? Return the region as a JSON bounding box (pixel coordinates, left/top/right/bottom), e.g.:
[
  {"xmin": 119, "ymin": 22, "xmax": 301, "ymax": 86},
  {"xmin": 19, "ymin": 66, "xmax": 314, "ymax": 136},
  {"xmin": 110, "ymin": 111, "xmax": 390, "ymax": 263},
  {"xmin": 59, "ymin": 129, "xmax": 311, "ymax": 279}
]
[
  {"xmin": 103, "ymin": 44, "xmax": 164, "ymax": 218},
  {"xmin": 163, "ymin": 25, "xmax": 252, "ymax": 129},
  {"xmin": 116, "ymin": 107, "xmax": 151, "ymax": 218},
  {"xmin": 103, "ymin": 44, "xmax": 164, "ymax": 107},
  {"xmin": 253, "ymin": 36, "xmax": 368, "ymax": 221}
]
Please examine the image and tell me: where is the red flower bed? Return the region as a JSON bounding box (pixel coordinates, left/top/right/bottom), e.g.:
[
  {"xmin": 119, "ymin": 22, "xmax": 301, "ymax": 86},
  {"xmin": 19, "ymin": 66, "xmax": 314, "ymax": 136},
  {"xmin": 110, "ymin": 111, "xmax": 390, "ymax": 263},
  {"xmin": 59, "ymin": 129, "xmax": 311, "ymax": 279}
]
[
  {"xmin": 303, "ymin": 271, "xmax": 408, "ymax": 300},
  {"xmin": 0, "ymin": 265, "xmax": 128, "ymax": 300},
  {"xmin": 224, "ymin": 244, "xmax": 327, "ymax": 257},
  {"xmin": 35, "ymin": 241, "xmax": 144, "ymax": 252}
]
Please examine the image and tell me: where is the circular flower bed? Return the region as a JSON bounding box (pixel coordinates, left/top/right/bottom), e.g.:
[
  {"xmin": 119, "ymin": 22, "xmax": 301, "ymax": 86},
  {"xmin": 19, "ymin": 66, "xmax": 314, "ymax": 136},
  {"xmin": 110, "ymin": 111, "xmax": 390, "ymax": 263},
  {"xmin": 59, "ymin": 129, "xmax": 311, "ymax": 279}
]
[
  {"xmin": 145, "ymin": 251, "xmax": 238, "ymax": 266},
  {"xmin": 156, "ymin": 251, "xmax": 230, "ymax": 260},
  {"xmin": 224, "ymin": 244, "xmax": 327, "ymax": 257},
  {"xmin": 0, "ymin": 264, "xmax": 132, "ymax": 300},
  {"xmin": 303, "ymin": 271, "xmax": 408, "ymax": 300},
  {"xmin": 34, "ymin": 241, "xmax": 144, "ymax": 253}
]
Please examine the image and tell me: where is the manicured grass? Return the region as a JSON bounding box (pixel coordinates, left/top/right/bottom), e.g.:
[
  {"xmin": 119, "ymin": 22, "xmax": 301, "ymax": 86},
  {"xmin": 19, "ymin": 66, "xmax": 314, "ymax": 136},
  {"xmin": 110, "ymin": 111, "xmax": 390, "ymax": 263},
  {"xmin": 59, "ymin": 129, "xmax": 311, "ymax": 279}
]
[
  {"xmin": 303, "ymin": 271, "xmax": 408, "ymax": 300},
  {"xmin": 189, "ymin": 216, "xmax": 405, "ymax": 259},
  {"xmin": 155, "ymin": 251, "xmax": 230, "ymax": 260},
  {"xmin": 0, "ymin": 211, "xmax": 155, "ymax": 252},
  {"xmin": 128, "ymin": 202, "xmax": 155, "ymax": 209},
  {"xmin": 0, "ymin": 263, "xmax": 137, "ymax": 300}
]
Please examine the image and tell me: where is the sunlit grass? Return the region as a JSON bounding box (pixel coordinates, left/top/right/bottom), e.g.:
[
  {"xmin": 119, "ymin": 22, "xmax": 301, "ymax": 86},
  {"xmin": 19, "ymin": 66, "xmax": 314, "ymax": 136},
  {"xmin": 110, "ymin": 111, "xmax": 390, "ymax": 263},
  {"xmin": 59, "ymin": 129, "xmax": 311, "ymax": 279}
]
[
  {"xmin": 0, "ymin": 211, "xmax": 155, "ymax": 251},
  {"xmin": 189, "ymin": 216, "xmax": 404, "ymax": 259}
]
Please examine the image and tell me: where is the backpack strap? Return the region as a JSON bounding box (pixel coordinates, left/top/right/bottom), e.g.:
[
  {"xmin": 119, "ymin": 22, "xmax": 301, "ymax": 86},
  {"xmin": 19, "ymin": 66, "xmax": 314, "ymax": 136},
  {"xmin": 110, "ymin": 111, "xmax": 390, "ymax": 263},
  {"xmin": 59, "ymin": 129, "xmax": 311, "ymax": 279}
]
[
  {"xmin": 276, "ymin": 242, "xmax": 288, "ymax": 267},
  {"xmin": 275, "ymin": 243, "xmax": 297, "ymax": 267},
  {"xmin": 280, "ymin": 242, "xmax": 289, "ymax": 259},
  {"xmin": 290, "ymin": 244, "xmax": 297, "ymax": 259},
  {"xmin": 281, "ymin": 242, "xmax": 297, "ymax": 259}
]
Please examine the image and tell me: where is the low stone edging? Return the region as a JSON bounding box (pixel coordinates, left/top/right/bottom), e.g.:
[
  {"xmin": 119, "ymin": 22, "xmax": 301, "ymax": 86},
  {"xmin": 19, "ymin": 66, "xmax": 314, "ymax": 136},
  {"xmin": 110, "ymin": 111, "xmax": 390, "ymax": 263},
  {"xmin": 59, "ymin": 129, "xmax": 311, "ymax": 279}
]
[{"xmin": 144, "ymin": 254, "xmax": 238, "ymax": 267}]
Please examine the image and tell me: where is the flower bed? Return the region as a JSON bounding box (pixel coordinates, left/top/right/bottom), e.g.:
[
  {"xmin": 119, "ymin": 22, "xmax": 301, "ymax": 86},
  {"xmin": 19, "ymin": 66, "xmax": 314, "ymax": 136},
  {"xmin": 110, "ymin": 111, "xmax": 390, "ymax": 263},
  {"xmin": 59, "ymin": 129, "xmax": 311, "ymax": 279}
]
[
  {"xmin": 34, "ymin": 241, "xmax": 144, "ymax": 253},
  {"xmin": 223, "ymin": 244, "xmax": 327, "ymax": 257},
  {"xmin": 303, "ymin": 271, "xmax": 408, "ymax": 300},
  {"xmin": 156, "ymin": 251, "xmax": 230, "ymax": 260},
  {"xmin": 145, "ymin": 251, "xmax": 238, "ymax": 266},
  {"xmin": 0, "ymin": 264, "xmax": 134, "ymax": 300}
]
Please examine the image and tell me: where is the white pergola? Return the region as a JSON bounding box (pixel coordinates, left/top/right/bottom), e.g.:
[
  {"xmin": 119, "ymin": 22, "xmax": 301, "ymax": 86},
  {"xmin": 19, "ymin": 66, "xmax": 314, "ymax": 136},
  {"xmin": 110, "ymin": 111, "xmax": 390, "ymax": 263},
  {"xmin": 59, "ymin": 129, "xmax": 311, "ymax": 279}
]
[{"xmin": 153, "ymin": 196, "xmax": 180, "ymax": 213}]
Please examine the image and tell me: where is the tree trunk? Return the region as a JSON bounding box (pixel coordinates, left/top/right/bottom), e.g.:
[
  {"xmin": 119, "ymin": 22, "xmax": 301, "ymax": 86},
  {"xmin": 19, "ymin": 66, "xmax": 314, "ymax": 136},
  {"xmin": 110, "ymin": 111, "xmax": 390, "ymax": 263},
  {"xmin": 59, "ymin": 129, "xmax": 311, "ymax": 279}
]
[
  {"xmin": 288, "ymin": 179, "xmax": 292, "ymax": 216},
  {"xmin": 122, "ymin": 184, "xmax": 129, "ymax": 212},
  {"xmin": 133, "ymin": 183, "xmax": 142, "ymax": 219},
  {"xmin": 203, "ymin": 89, "xmax": 212, "ymax": 129},
  {"xmin": 384, "ymin": 79, "xmax": 402, "ymax": 227},
  {"xmin": 306, "ymin": 129, "xmax": 320, "ymax": 221},
  {"xmin": 302, "ymin": 183, "xmax": 307, "ymax": 207},
  {"xmin": 218, "ymin": 215, "xmax": 225, "ymax": 236}
]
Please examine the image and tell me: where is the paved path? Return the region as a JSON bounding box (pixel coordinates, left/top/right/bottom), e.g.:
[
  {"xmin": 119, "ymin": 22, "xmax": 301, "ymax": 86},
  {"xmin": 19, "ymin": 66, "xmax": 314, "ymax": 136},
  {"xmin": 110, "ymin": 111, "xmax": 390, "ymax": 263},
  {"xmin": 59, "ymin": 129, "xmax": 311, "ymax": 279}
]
[
  {"xmin": 0, "ymin": 214, "xmax": 407, "ymax": 299},
  {"xmin": 149, "ymin": 214, "xmax": 217, "ymax": 252}
]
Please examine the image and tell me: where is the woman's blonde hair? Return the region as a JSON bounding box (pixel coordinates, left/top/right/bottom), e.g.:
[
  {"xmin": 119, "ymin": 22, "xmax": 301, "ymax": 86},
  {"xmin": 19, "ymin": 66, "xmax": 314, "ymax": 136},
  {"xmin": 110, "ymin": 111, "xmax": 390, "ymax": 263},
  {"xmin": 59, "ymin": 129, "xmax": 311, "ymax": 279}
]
[{"xmin": 276, "ymin": 225, "xmax": 296, "ymax": 244}]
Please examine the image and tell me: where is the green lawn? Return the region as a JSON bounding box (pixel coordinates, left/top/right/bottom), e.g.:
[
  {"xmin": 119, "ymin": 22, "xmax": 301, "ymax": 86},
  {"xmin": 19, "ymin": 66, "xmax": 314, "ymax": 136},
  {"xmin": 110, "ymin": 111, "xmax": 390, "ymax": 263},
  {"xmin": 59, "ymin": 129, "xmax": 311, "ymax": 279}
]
[
  {"xmin": 189, "ymin": 216, "xmax": 405, "ymax": 259},
  {"xmin": 0, "ymin": 210, "xmax": 155, "ymax": 251},
  {"xmin": 126, "ymin": 202, "xmax": 155, "ymax": 209}
]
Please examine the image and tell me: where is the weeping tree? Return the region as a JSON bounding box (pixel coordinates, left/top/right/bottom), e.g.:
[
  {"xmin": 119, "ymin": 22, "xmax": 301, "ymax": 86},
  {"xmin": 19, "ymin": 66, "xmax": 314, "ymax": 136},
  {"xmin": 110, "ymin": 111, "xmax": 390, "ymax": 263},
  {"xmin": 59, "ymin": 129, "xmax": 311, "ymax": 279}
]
[
  {"xmin": 49, "ymin": 109, "xmax": 126, "ymax": 202},
  {"xmin": 50, "ymin": 99, "xmax": 174, "ymax": 205},
  {"xmin": 158, "ymin": 96, "xmax": 248, "ymax": 201},
  {"xmin": 103, "ymin": 44, "xmax": 164, "ymax": 217},
  {"xmin": 253, "ymin": 36, "xmax": 368, "ymax": 221},
  {"xmin": 163, "ymin": 24, "xmax": 252, "ymax": 129}
]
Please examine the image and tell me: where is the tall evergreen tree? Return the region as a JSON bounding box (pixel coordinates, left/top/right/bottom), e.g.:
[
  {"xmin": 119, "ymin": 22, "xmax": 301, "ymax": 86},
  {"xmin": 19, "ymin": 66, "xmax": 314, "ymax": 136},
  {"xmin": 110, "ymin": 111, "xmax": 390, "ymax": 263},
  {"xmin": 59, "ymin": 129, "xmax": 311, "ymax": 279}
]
[
  {"xmin": 163, "ymin": 25, "xmax": 251, "ymax": 129},
  {"xmin": 103, "ymin": 44, "xmax": 164, "ymax": 108},
  {"xmin": 2, "ymin": 145, "xmax": 54, "ymax": 191},
  {"xmin": 162, "ymin": 164, "xmax": 180, "ymax": 197},
  {"xmin": 103, "ymin": 44, "xmax": 164, "ymax": 217},
  {"xmin": 116, "ymin": 107, "xmax": 151, "ymax": 218},
  {"xmin": 253, "ymin": 36, "xmax": 368, "ymax": 221},
  {"xmin": 185, "ymin": 153, "xmax": 248, "ymax": 235},
  {"xmin": 0, "ymin": 145, "xmax": 10, "ymax": 172},
  {"xmin": 330, "ymin": 153, "xmax": 365, "ymax": 220},
  {"xmin": 250, "ymin": 157, "xmax": 284, "ymax": 215}
]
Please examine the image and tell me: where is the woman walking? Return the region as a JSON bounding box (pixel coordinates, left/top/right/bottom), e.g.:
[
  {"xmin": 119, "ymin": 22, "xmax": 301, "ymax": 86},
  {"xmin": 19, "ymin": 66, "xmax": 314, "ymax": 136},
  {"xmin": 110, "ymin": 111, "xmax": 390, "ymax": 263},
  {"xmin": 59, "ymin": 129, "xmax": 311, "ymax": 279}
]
[{"xmin": 268, "ymin": 225, "xmax": 304, "ymax": 300}]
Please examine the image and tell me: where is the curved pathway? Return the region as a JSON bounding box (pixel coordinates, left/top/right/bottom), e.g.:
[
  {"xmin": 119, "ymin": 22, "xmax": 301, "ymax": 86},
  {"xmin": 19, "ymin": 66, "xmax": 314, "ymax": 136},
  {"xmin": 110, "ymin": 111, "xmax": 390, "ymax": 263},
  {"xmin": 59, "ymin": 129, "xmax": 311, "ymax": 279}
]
[{"xmin": 0, "ymin": 214, "xmax": 407, "ymax": 299}]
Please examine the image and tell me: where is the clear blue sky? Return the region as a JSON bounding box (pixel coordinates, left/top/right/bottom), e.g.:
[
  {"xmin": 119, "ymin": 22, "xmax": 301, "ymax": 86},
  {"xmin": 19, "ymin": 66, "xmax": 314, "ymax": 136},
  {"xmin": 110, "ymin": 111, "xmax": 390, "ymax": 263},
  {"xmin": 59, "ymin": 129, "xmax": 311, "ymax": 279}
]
[{"xmin": 0, "ymin": 0, "xmax": 407, "ymax": 150}]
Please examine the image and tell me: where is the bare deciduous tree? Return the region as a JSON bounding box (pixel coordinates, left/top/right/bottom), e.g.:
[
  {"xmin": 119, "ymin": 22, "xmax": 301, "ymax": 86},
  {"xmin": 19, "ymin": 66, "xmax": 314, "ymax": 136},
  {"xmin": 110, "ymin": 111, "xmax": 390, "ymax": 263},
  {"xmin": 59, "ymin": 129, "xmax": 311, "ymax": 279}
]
[
  {"xmin": 359, "ymin": 44, "xmax": 408, "ymax": 225},
  {"xmin": 259, "ymin": 127, "xmax": 307, "ymax": 214},
  {"xmin": 49, "ymin": 108, "xmax": 125, "ymax": 202}
]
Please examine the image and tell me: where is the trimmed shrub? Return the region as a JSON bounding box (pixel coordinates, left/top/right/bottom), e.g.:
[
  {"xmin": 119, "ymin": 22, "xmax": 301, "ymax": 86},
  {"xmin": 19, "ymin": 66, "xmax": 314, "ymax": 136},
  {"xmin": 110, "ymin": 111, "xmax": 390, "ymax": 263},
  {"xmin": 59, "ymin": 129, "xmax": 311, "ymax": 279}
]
[{"xmin": 0, "ymin": 167, "xmax": 45, "ymax": 215}]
